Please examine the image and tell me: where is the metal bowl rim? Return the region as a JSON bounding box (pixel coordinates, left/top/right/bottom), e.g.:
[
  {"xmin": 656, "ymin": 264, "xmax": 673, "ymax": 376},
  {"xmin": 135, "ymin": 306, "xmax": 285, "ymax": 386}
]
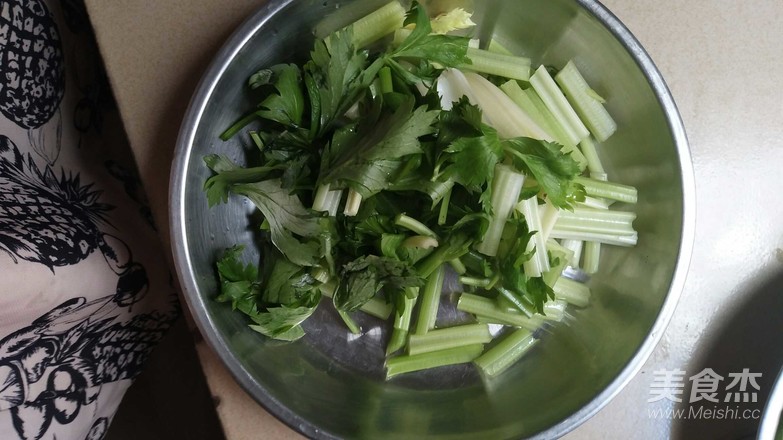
[{"xmin": 169, "ymin": 0, "xmax": 696, "ymax": 438}]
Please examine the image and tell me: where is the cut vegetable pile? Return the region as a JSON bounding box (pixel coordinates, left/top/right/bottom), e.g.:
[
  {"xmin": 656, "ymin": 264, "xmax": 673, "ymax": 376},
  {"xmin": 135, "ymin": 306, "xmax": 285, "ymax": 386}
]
[{"xmin": 205, "ymin": 1, "xmax": 638, "ymax": 380}]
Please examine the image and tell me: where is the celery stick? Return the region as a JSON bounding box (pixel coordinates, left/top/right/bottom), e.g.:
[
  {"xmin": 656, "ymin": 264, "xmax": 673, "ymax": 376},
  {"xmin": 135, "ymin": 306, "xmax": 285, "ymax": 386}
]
[
  {"xmin": 387, "ymin": 292, "xmax": 417, "ymax": 355},
  {"xmin": 517, "ymin": 197, "xmax": 550, "ymax": 277},
  {"xmin": 413, "ymin": 265, "xmax": 446, "ymax": 335},
  {"xmin": 460, "ymin": 71, "xmax": 554, "ymax": 141},
  {"xmin": 477, "ymin": 165, "xmax": 525, "ymax": 257},
  {"xmin": 343, "ymin": 188, "xmax": 363, "ymax": 216},
  {"xmin": 538, "ymin": 199, "xmax": 560, "ymax": 242},
  {"xmin": 575, "ymin": 177, "xmax": 638, "ymax": 204},
  {"xmin": 582, "ymin": 241, "xmax": 601, "ymax": 275},
  {"xmin": 579, "ymin": 196, "xmax": 611, "ymax": 210},
  {"xmin": 379, "ymin": 66, "xmax": 394, "ymax": 94},
  {"xmin": 460, "ymin": 47, "xmax": 531, "ymax": 81},
  {"xmin": 546, "ymin": 239, "xmax": 575, "ymax": 264},
  {"xmin": 551, "ymin": 229, "xmax": 638, "ymax": 247},
  {"xmin": 408, "ymin": 323, "xmax": 492, "ymax": 355},
  {"xmin": 559, "ymin": 239, "xmax": 584, "ymax": 268},
  {"xmin": 338, "ymin": 309, "xmax": 362, "ymax": 334},
  {"xmin": 448, "ymin": 258, "xmax": 467, "ymax": 275},
  {"xmin": 386, "ymin": 344, "xmax": 484, "ymax": 378},
  {"xmin": 558, "ymin": 206, "xmax": 636, "ymax": 225},
  {"xmin": 348, "ymin": 1, "xmax": 407, "ymax": 49},
  {"xmin": 395, "ymin": 213, "xmax": 439, "ymax": 239},
  {"xmin": 553, "ymin": 276, "xmax": 591, "ymax": 307},
  {"xmin": 488, "ymin": 39, "xmax": 514, "ymax": 55},
  {"xmin": 403, "ymin": 235, "xmax": 439, "ymax": 250},
  {"xmin": 530, "ymin": 65, "xmax": 590, "ymax": 146},
  {"xmin": 555, "ymin": 61, "xmax": 617, "ymax": 142},
  {"xmin": 497, "ymin": 287, "xmax": 536, "ymax": 317},
  {"xmin": 474, "ymin": 329, "xmax": 538, "ymax": 378},
  {"xmin": 459, "ymin": 276, "xmax": 492, "ymax": 288},
  {"xmin": 579, "ymin": 137, "xmax": 605, "ymax": 174},
  {"xmin": 458, "ymin": 293, "xmax": 543, "ymax": 330},
  {"xmin": 320, "ymin": 282, "xmax": 392, "ymax": 320}
]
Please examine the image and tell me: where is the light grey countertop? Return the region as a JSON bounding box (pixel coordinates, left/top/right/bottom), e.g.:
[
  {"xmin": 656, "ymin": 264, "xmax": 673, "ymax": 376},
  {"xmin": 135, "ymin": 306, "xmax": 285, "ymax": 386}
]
[{"xmin": 85, "ymin": 0, "xmax": 783, "ymax": 438}]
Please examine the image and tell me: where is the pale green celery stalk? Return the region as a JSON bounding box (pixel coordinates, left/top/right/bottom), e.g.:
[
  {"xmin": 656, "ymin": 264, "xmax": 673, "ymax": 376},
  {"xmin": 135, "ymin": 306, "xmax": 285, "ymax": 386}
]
[
  {"xmin": 312, "ymin": 183, "xmax": 343, "ymax": 215},
  {"xmin": 387, "ymin": 290, "xmax": 417, "ymax": 355},
  {"xmin": 476, "ymin": 164, "xmax": 525, "ymax": 257},
  {"xmin": 338, "ymin": 310, "xmax": 362, "ymax": 334},
  {"xmin": 551, "ymin": 229, "xmax": 638, "ymax": 247},
  {"xmin": 529, "ymin": 65, "xmax": 590, "ymax": 146},
  {"xmin": 343, "ymin": 188, "xmax": 363, "ymax": 216},
  {"xmin": 579, "ymin": 137, "xmax": 605, "ymax": 174},
  {"xmin": 311, "ymin": 267, "xmax": 331, "ymax": 284},
  {"xmin": 500, "ymin": 299, "xmax": 567, "ymax": 321},
  {"xmin": 249, "ymin": 131, "xmax": 264, "ymax": 150},
  {"xmin": 579, "ymin": 196, "xmax": 611, "ymax": 210},
  {"xmin": 438, "ymin": 187, "xmax": 452, "ymax": 225},
  {"xmin": 391, "ymin": 28, "xmax": 411, "ymax": 47},
  {"xmin": 395, "ymin": 213, "xmax": 439, "ymax": 239},
  {"xmin": 554, "ymin": 215, "xmax": 637, "ymax": 237},
  {"xmin": 379, "ymin": 66, "xmax": 394, "ymax": 94},
  {"xmin": 386, "ymin": 344, "xmax": 484, "ymax": 379},
  {"xmin": 555, "ymin": 61, "xmax": 617, "ymax": 142},
  {"xmin": 408, "ymin": 323, "xmax": 492, "ymax": 355},
  {"xmin": 575, "ymin": 176, "xmax": 638, "ymax": 204},
  {"xmin": 559, "ymin": 239, "xmax": 584, "ymax": 268},
  {"xmin": 403, "ymin": 235, "xmax": 439, "ymax": 249},
  {"xmin": 500, "ymin": 80, "xmax": 588, "ymax": 170},
  {"xmin": 538, "ymin": 199, "xmax": 560, "ymax": 242},
  {"xmin": 582, "ymin": 241, "xmax": 601, "ymax": 275},
  {"xmin": 347, "ymin": 1, "xmax": 406, "ymax": 49},
  {"xmin": 474, "ymin": 328, "xmax": 538, "ymax": 378},
  {"xmin": 320, "ymin": 282, "xmax": 393, "ymax": 320},
  {"xmin": 554, "ymin": 276, "xmax": 591, "ymax": 307},
  {"xmin": 459, "ymin": 47, "xmax": 531, "ymax": 81},
  {"xmin": 542, "ymin": 246, "xmax": 569, "ymax": 288},
  {"xmin": 448, "ymin": 258, "xmax": 467, "ymax": 275},
  {"xmin": 496, "ymin": 287, "xmax": 536, "ymax": 317},
  {"xmin": 459, "ymin": 71, "xmax": 553, "ymax": 141},
  {"xmin": 557, "ymin": 206, "xmax": 636, "ymax": 228},
  {"xmin": 459, "ymin": 276, "xmax": 492, "ymax": 288},
  {"xmin": 517, "ymin": 197, "xmax": 550, "ymax": 277},
  {"xmin": 546, "ymin": 239, "xmax": 575, "ymax": 265},
  {"xmin": 413, "ymin": 265, "xmax": 446, "ymax": 335},
  {"xmin": 458, "ymin": 293, "xmax": 543, "ymax": 331}
]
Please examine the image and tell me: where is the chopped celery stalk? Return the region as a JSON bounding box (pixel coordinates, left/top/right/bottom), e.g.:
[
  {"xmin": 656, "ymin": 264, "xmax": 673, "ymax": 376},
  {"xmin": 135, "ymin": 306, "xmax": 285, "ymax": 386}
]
[
  {"xmin": 361, "ymin": 296, "xmax": 393, "ymax": 320},
  {"xmin": 591, "ymin": 172, "xmax": 608, "ymax": 181},
  {"xmin": 551, "ymin": 229, "xmax": 638, "ymax": 247},
  {"xmin": 538, "ymin": 199, "xmax": 560, "ymax": 242},
  {"xmin": 555, "ymin": 61, "xmax": 617, "ymax": 142},
  {"xmin": 448, "ymin": 258, "xmax": 467, "ymax": 275},
  {"xmin": 517, "ymin": 197, "xmax": 550, "ymax": 277},
  {"xmin": 459, "ymin": 276, "xmax": 492, "ymax": 288},
  {"xmin": 579, "ymin": 137, "xmax": 605, "ymax": 174},
  {"xmin": 499, "ymin": 299, "xmax": 567, "ymax": 321},
  {"xmin": 386, "ymin": 344, "xmax": 484, "ymax": 379},
  {"xmin": 559, "ymin": 239, "xmax": 584, "ymax": 268},
  {"xmin": 543, "ymin": 247, "xmax": 569, "ymax": 287},
  {"xmin": 579, "ymin": 196, "xmax": 611, "ymax": 210},
  {"xmin": 468, "ymin": 38, "xmax": 480, "ymax": 49},
  {"xmin": 403, "ymin": 235, "xmax": 439, "ymax": 250},
  {"xmin": 345, "ymin": 1, "xmax": 407, "ymax": 49},
  {"xmin": 343, "ymin": 188, "xmax": 363, "ymax": 216},
  {"xmin": 459, "ymin": 47, "xmax": 531, "ymax": 81},
  {"xmin": 338, "ymin": 309, "xmax": 362, "ymax": 334},
  {"xmin": 249, "ymin": 131, "xmax": 264, "ymax": 150},
  {"xmin": 575, "ymin": 177, "xmax": 638, "ymax": 204},
  {"xmin": 477, "ymin": 165, "xmax": 525, "ymax": 257},
  {"xmin": 413, "ymin": 265, "xmax": 446, "ymax": 335},
  {"xmin": 558, "ymin": 206, "xmax": 637, "ymax": 224},
  {"xmin": 529, "ymin": 65, "xmax": 590, "ymax": 146},
  {"xmin": 459, "ymin": 71, "xmax": 554, "ymax": 141},
  {"xmin": 546, "ymin": 239, "xmax": 575, "ymax": 264},
  {"xmin": 320, "ymin": 282, "xmax": 392, "ymax": 319},
  {"xmin": 554, "ymin": 277, "xmax": 591, "ymax": 307},
  {"xmin": 582, "ymin": 241, "xmax": 601, "ymax": 275},
  {"xmin": 392, "ymin": 28, "xmax": 411, "ymax": 47},
  {"xmin": 313, "ymin": 183, "xmax": 344, "ymax": 216},
  {"xmin": 379, "ymin": 66, "xmax": 394, "ymax": 94},
  {"xmin": 500, "ymin": 81, "xmax": 588, "ymax": 170},
  {"xmin": 554, "ymin": 210, "xmax": 637, "ymax": 237},
  {"xmin": 395, "ymin": 213, "xmax": 439, "ymax": 238},
  {"xmin": 458, "ymin": 293, "xmax": 544, "ymax": 331},
  {"xmin": 474, "ymin": 329, "xmax": 538, "ymax": 378},
  {"xmin": 497, "ymin": 287, "xmax": 536, "ymax": 317},
  {"xmin": 408, "ymin": 323, "xmax": 492, "ymax": 355},
  {"xmin": 311, "ymin": 267, "xmax": 331, "ymax": 284},
  {"xmin": 438, "ymin": 187, "xmax": 452, "ymax": 225},
  {"xmin": 387, "ymin": 293, "xmax": 417, "ymax": 355}
]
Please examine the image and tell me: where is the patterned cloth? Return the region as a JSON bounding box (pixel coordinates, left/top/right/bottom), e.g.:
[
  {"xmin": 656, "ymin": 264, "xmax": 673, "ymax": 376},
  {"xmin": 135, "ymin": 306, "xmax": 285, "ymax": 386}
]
[{"xmin": 0, "ymin": 1, "xmax": 180, "ymax": 438}]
